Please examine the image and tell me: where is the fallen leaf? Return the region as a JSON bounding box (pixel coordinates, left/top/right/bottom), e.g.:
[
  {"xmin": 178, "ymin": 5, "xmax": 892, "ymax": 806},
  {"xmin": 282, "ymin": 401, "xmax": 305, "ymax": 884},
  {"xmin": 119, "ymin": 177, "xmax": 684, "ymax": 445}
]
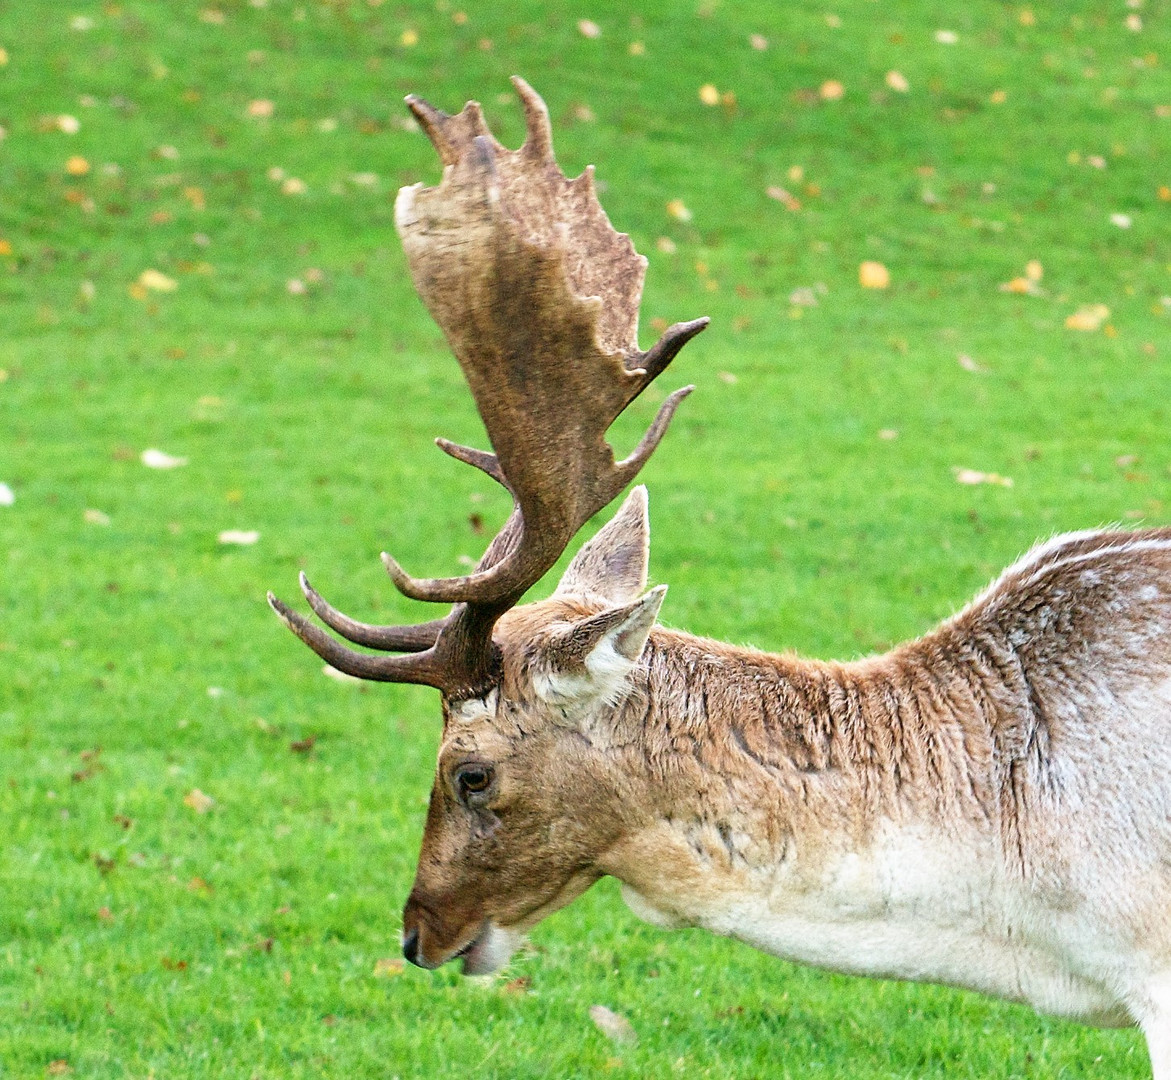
[
  {"xmin": 281, "ymin": 177, "xmax": 307, "ymax": 196},
  {"xmin": 247, "ymin": 99, "xmax": 274, "ymax": 119},
  {"xmin": 322, "ymin": 664, "xmax": 364, "ymax": 684},
  {"xmin": 47, "ymin": 1061, "xmax": 70, "ymax": 1076},
  {"xmin": 627, "ymin": 41, "xmax": 644, "ymax": 56},
  {"xmin": 819, "ymin": 80, "xmax": 845, "ymax": 101},
  {"xmin": 590, "ymin": 1004, "xmax": 637, "ymax": 1045},
  {"xmin": 665, "ymin": 198, "xmax": 692, "ymax": 222},
  {"xmin": 885, "ymin": 70, "xmax": 910, "ymax": 92},
  {"xmin": 1065, "ymin": 303, "xmax": 1110, "ymax": 331},
  {"xmin": 999, "ymin": 276, "xmax": 1041, "ymax": 296},
  {"xmin": 878, "ymin": 428, "xmax": 899, "ymax": 440},
  {"xmin": 187, "ymin": 876, "xmax": 213, "ymax": 894},
  {"xmin": 749, "ymin": 33, "xmax": 768, "ymax": 50},
  {"xmin": 137, "ymin": 269, "xmax": 178, "ymax": 293},
  {"xmin": 718, "ymin": 371, "xmax": 738, "ymax": 384},
  {"xmin": 400, "ymin": 28, "xmax": 418, "ymax": 46},
  {"xmin": 217, "ymin": 529, "xmax": 260, "ymax": 545},
  {"xmin": 65, "ymin": 155, "xmax": 90, "ymax": 176},
  {"xmin": 183, "ymin": 788, "xmax": 215, "ymax": 814},
  {"xmin": 501, "ymin": 976, "xmax": 531, "ymax": 994},
  {"xmin": 0, "ymin": 240, "xmax": 11, "ymax": 255},
  {"xmin": 766, "ymin": 185, "xmax": 801, "ymax": 211},
  {"xmin": 289, "ymin": 734, "xmax": 317, "ymax": 754},
  {"xmin": 958, "ymin": 354, "xmax": 988, "ymax": 373},
  {"xmin": 954, "ymin": 468, "xmax": 1013, "ymax": 487},
  {"xmin": 577, "ymin": 19, "xmax": 601, "ymax": 38},
  {"xmin": 859, "ymin": 261, "xmax": 890, "ymax": 289},
  {"xmin": 1109, "ymin": 212, "xmax": 1132, "ymax": 228},
  {"xmin": 83, "ymin": 509, "xmax": 111, "ymax": 526},
  {"xmin": 0, "ymin": 47, "xmax": 8, "ymax": 65},
  {"xmin": 141, "ymin": 448, "xmax": 188, "ymax": 469},
  {"xmin": 57, "ymin": 114, "xmax": 80, "ymax": 134},
  {"xmin": 935, "ymin": 29, "xmax": 959, "ymax": 44},
  {"xmin": 373, "ymin": 957, "xmax": 405, "ymax": 977},
  {"xmin": 989, "ymin": 89, "xmax": 1008, "ymax": 105},
  {"xmin": 1126, "ymin": 13, "xmax": 1142, "ymax": 30},
  {"xmin": 655, "ymin": 236, "xmax": 676, "ymax": 254},
  {"xmin": 1025, "ymin": 259, "xmax": 1043, "ymax": 282},
  {"xmin": 97, "ymin": 906, "xmax": 113, "ymax": 922},
  {"xmin": 698, "ymin": 83, "xmax": 719, "ymax": 106}
]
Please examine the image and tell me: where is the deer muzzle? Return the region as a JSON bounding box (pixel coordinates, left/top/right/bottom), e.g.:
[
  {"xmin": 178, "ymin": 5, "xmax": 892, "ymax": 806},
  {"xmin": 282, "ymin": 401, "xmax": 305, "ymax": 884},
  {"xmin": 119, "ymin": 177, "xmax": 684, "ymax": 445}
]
[{"xmin": 401, "ymin": 896, "xmax": 520, "ymax": 975}]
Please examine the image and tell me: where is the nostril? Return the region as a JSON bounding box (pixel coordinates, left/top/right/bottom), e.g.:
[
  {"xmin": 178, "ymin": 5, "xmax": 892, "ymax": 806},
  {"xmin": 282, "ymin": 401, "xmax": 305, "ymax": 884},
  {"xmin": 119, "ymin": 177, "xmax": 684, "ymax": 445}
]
[{"xmin": 402, "ymin": 927, "xmax": 421, "ymax": 967}]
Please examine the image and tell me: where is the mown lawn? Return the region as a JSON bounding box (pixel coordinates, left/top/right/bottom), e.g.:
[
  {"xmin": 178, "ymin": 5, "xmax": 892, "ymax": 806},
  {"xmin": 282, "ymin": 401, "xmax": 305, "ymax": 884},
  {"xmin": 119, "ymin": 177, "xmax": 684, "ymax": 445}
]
[{"xmin": 1, "ymin": 0, "xmax": 1169, "ymax": 1076}]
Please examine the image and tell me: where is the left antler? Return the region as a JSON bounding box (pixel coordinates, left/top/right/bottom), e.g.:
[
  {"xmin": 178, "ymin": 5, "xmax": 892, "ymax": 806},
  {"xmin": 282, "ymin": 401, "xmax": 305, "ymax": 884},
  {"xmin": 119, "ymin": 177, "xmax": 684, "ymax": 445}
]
[{"xmin": 269, "ymin": 77, "xmax": 707, "ymax": 699}]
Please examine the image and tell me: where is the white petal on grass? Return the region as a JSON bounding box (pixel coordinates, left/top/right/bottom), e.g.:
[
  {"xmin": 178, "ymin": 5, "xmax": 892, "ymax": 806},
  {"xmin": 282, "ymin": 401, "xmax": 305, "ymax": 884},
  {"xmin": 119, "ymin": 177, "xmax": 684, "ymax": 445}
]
[
  {"xmin": 141, "ymin": 448, "xmax": 188, "ymax": 469},
  {"xmin": 218, "ymin": 529, "xmax": 260, "ymax": 545},
  {"xmin": 83, "ymin": 508, "xmax": 111, "ymax": 525},
  {"xmin": 1110, "ymin": 212, "xmax": 1132, "ymax": 228},
  {"xmin": 0, "ymin": 482, "xmax": 13, "ymax": 506},
  {"xmin": 935, "ymin": 29, "xmax": 959, "ymax": 43},
  {"xmin": 589, "ymin": 1005, "xmax": 637, "ymax": 1045}
]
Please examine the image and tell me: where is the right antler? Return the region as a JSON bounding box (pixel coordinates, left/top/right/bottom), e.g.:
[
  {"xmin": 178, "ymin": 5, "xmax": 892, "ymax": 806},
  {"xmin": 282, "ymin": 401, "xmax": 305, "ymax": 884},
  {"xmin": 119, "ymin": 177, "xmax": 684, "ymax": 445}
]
[{"xmin": 268, "ymin": 77, "xmax": 707, "ymax": 700}]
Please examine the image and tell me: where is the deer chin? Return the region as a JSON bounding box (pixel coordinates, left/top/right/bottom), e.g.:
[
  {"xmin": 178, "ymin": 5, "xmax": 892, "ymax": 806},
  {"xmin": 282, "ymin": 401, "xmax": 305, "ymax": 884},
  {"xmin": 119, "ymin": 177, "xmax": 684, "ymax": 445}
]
[{"xmin": 455, "ymin": 921, "xmax": 521, "ymax": 976}]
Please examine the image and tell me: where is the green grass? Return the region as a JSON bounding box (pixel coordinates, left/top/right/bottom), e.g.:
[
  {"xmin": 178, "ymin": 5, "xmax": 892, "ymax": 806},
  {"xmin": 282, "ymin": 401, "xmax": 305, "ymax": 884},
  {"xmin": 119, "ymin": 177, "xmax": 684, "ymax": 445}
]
[{"xmin": 1, "ymin": 0, "xmax": 1169, "ymax": 1076}]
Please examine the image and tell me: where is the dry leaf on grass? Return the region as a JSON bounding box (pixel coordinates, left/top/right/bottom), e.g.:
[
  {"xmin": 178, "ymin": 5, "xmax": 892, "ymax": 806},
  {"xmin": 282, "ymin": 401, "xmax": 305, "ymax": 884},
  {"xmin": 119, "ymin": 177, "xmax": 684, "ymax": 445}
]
[
  {"xmin": 859, "ymin": 261, "xmax": 890, "ymax": 289},
  {"xmin": 954, "ymin": 468, "xmax": 1013, "ymax": 487},
  {"xmin": 665, "ymin": 199, "xmax": 692, "ymax": 222},
  {"xmin": 589, "ymin": 1004, "xmax": 637, "ymax": 1044},
  {"xmin": 1065, "ymin": 304, "xmax": 1110, "ymax": 331},
  {"xmin": 322, "ymin": 664, "xmax": 364, "ymax": 684},
  {"xmin": 184, "ymin": 788, "xmax": 215, "ymax": 814},
  {"xmin": 577, "ymin": 19, "xmax": 601, "ymax": 38},
  {"xmin": 218, "ymin": 529, "xmax": 259, "ymax": 545},
  {"xmin": 141, "ymin": 448, "xmax": 187, "ymax": 469},
  {"xmin": 885, "ymin": 70, "xmax": 910, "ymax": 92},
  {"xmin": 137, "ymin": 269, "xmax": 178, "ymax": 293},
  {"xmin": 373, "ymin": 957, "xmax": 404, "ymax": 977}
]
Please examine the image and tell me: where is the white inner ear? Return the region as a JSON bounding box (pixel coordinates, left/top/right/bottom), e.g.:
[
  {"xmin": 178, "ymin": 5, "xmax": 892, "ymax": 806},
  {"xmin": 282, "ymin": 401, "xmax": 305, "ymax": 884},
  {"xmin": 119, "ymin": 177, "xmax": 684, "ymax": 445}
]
[{"xmin": 536, "ymin": 586, "xmax": 666, "ymax": 711}]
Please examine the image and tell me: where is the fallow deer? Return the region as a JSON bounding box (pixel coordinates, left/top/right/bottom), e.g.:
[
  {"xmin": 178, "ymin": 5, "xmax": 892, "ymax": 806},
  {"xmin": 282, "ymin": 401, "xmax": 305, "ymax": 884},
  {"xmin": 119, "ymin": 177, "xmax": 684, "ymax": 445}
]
[{"xmin": 270, "ymin": 79, "xmax": 1171, "ymax": 1076}]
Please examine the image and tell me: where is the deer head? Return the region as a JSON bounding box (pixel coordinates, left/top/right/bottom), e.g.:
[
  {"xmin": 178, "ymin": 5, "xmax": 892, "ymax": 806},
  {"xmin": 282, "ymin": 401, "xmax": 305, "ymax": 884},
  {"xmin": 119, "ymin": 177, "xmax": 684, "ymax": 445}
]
[{"xmin": 268, "ymin": 78, "xmax": 706, "ymax": 972}]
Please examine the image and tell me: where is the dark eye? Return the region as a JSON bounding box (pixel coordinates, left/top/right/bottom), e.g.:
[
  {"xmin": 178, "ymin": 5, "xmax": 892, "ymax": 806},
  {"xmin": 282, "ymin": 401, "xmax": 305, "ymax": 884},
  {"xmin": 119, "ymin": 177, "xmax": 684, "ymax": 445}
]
[{"xmin": 455, "ymin": 764, "xmax": 494, "ymax": 801}]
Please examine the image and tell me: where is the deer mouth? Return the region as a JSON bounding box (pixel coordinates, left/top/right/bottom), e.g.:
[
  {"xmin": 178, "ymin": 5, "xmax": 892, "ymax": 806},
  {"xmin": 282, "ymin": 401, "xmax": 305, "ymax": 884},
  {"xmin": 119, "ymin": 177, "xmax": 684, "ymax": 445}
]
[{"xmin": 453, "ymin": 921, "xmax": 518, "ymax": 975}]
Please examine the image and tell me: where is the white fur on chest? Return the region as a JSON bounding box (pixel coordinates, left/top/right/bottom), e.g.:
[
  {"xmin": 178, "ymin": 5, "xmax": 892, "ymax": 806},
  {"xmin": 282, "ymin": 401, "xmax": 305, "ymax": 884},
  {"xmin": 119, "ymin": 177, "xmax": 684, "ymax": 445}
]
[{"xmin": 619, "ymin": 819, "xmax": 1129, "ymax": 1026}]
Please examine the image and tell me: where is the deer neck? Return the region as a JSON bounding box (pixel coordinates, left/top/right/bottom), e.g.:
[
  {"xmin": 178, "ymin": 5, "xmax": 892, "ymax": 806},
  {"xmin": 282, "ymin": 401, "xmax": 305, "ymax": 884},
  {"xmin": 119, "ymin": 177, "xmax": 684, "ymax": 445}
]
[{"xmin": 598, "ymin": 625, "xmax": 1036, "ymax": 992}]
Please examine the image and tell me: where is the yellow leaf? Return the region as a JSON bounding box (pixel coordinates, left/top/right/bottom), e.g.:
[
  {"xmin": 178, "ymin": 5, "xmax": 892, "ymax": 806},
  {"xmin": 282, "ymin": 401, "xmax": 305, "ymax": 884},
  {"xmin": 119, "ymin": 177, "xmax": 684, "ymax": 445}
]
[
  {"xmin": 400, "ymin": 28, "xmax": 418, "ymax": 46},
  {"xmin": 247, "ymin": 99, "xmax": 274, "ymax": 119},
  {"xmin": 1025, "ymin": 259, "xmax": 1043, "ymax": 281},
  {"xmin": 65, "ymin": 155, "xmax": 90, "ymax": 176},
  {"xmin": 184, "ymin": 788, "xmax": 215, "ymax": 814},
  {"xmin": 0, "ymin": 239, "xmax": 11, "ymax": 256},
  {"xmin": 698, "ymin": 84, "xmax": 719, "ymax": 106},
  {"xmin": 819, "ymin": 80, "xmax": 845, "ymax": 101},
  {"xmin": 373, "ymin": 957, "xmax": 405, "ymax": 977},
  {"xmin": 859, "ymin": 261, "xmax": 890, "ymax": 289},
  {"xmin": 665, "ymin": 198, "xmax": 692, "ymax": 222},
  {"xmin": 137, "ymin": 269, "xmax": 178, "ymax": 293},
  {"xmin": 885, "ymin": 70, "xmax": 910, "ymax": 93},
  {"xmin": 1065, "ymin": 304, "xmax": 1109, "ymax": 331}
]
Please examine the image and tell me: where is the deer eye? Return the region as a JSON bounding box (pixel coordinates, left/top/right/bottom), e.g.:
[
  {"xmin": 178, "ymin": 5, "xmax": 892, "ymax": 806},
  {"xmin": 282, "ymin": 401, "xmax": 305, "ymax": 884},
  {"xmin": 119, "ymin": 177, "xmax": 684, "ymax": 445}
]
[{"xmin": 454, "ymin": 763, "xmax": 494, "ymax": 802}]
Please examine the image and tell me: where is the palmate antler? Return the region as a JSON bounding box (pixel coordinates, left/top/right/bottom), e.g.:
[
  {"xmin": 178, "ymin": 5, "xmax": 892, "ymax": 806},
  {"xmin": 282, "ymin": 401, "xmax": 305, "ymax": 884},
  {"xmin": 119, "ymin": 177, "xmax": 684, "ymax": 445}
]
[{"xmin": 268, "ymin": 78, "xmax": 707, "ymax": 699}]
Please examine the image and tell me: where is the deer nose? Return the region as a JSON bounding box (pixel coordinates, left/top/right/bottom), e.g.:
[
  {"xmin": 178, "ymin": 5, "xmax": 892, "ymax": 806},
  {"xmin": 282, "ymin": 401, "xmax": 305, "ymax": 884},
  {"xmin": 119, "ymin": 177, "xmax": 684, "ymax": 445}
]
[{"xmin": 402, "ymin": 926, "xmax": 422, "ymax": 967}]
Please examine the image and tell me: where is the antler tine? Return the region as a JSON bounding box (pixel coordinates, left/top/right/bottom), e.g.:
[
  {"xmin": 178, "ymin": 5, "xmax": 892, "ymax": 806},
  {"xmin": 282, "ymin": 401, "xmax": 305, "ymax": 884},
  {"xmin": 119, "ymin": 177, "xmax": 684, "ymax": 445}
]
[
  {"xmin": 512, "ymin": 75, "xmax": 553, "ymax": 160},
  {"xmin": 298, "ymin": 572, "xmax": 446, "ymax": 651},
  {"xmin": 268, "ymin": 593, "xmax": 447, "ymax": 685}
]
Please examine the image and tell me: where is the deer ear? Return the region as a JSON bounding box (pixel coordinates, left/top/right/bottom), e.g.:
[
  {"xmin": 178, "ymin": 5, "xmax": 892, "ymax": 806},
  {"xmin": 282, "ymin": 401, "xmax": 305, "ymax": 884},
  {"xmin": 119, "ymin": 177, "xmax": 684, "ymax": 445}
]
[
  {"xmin": 536, "ymin": 585, "xmax": 667, "ymax": 708},
  {"xmin": 554, "ymin": 486, "xmax": 650, "ymax": 604}
]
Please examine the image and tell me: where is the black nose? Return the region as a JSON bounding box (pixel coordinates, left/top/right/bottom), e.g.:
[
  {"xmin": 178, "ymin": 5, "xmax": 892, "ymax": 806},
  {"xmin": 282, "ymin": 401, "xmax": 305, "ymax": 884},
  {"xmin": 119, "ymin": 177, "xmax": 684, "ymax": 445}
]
[{"xmin": 402, "ymin": 927, "xmax": 421, "ymax": 967}]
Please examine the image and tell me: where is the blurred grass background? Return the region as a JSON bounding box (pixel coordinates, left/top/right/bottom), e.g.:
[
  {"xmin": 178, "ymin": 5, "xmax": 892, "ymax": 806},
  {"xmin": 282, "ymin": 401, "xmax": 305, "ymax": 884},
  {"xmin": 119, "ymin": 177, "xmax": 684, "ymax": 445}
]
[{"xmin": 1, "ymin": 0, "xmax": 1169, "ymax": 1076}]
